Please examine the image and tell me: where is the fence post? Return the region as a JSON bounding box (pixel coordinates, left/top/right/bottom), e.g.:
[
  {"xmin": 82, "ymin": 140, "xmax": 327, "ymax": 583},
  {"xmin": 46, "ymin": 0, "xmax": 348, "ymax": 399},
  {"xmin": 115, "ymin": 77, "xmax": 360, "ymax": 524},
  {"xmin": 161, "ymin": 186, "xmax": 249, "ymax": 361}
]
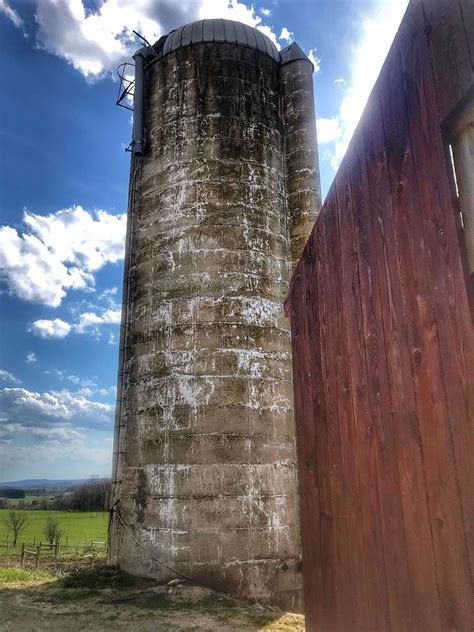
[
  {"xmin": 20, "ymin": 542, "xmax": 25, "ymax": 566},
  {"xmin": 35, "ymin": 546, "xmax": 40, "ymax": 569}
]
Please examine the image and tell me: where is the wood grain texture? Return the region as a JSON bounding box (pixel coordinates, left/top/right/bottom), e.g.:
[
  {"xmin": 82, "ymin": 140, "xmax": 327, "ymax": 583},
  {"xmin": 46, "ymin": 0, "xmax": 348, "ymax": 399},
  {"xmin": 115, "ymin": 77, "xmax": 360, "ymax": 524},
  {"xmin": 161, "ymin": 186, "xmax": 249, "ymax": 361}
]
[
  {"xmin": 288, "ymin": 0, "xmax": 474, "ymax": 629},
  {"xmin": 421, "ymin": 0, "xmax": 472, "ymax": 120},
  {"xmin": 380, "ymin": 43, "xmax": 472, "ymax": 631},
  {"xmin": 458, "ymin": 0, "xmax": 474, "ymax": 69}
]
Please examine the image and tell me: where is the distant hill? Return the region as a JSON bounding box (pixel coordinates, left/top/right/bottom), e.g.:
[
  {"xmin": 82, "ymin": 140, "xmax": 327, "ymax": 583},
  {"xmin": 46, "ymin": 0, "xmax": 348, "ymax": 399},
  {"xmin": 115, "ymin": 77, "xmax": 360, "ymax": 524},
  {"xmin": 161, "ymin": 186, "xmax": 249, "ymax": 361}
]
[{"xmin": 0, "ymin": 479, "xmax": 87, "ymax": 490}]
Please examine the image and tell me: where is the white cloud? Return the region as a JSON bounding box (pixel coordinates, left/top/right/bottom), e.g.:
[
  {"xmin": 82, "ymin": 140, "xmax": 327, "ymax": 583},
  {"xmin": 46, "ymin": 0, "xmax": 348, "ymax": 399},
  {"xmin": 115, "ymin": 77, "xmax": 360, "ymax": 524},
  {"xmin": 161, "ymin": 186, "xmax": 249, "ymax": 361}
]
[
  {"xmin": 33, "ymin": 0, "xmax": 285, "ymax": 79},
  {"xmin": 308, "ymin": 49, "xmax": 320, "ymax": 73},
  {"xmin": 75, "ymin": 308, "xmax": 122, "ymax": 334},
  {"xmin": 318, "ymin": 0, "xmax": 408, "ymax": 171},
  {"xmin": 98, "ymin": 386, "xmax": 117, "ymax": 397},
  {"xmin": 0, "ymin": 0, "xmax": 23, "ymax": 28},
  {"xmin": 334, "ymin": 78, "xmax": 346, "ymax": 85},
  {"xmin": 0, "ymin": 386, "xmax": 113, "ymax": 432},
  {"xmin": 26, "ymin": 352, "xmax": 37, "ymax": 363},
  {"xmin": 31, "ymin": 307, "xmax": 122, "ymax": 340},
  {"xmin": 0, "ymin": 438, "xmax": 112, "ymax": 480},
  {"xmin": 0, "ymin": 369, "xmax": 21, "ymax": 385},
  {"xmin": 30, "ymin": 318, "xmax": 72, "ymax": 339},
  {"xmin": 261, "ymin": 8, "xmax": 271, "ymax": 17},
  {"xmin": 199, "ymin": 0, "xmax": 282, "ymax": 49},
  {"xmin": 0, "ymin": 383, "xmax": 114, "ymax": 482},
  {"xmin": 316, "ymin": 117, "xmax": 342, "ymax": 144},
  {"xmin": 35, "ymin": 0, "xmax": 162, "ymax": 78},
  {"xmin": 44, "ymin": 369, "xmax": 97, "ymax": 390},
  {"xmin": 0, "ymin": 206, "xmax": 126, "ymax": 307},
  {"xmin": 279, "ymin": 27, "xmax": 293, "ymax": 43},
  {"xmin": 99, "ymin": 286, "xmax": 118, "ymax": 303}
]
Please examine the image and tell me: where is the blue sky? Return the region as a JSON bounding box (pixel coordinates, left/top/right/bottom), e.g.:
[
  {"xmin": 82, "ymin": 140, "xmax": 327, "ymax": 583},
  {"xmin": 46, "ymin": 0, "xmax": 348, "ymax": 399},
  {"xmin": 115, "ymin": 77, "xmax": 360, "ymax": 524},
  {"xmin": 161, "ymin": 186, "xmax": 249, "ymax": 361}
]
[{"xmin": 0, "ymin": 0, "xmax": 407, "ymax": 482}]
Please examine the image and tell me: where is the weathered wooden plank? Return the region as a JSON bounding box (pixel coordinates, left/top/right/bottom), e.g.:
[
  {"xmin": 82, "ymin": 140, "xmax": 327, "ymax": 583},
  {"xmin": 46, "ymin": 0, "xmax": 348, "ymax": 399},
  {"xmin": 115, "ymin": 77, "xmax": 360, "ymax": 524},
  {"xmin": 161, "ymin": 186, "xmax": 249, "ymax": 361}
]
[
  {"xmin": 348, "ymin": 129, "xmax": 414, "ymax": 631},
  {"xmin": 289, "ymin": 257, "xmax": 324, "ymax": 631},
  {"xmin": 380, "ymin": 43, "xmax": 473, "ymax": 630},
  {"xmin": 300, "ymin": 244, "xmax": 326, "ymax": 632},
  {"xmin": 399, "ymin": 0, "xmax": 474, "ymax": 585},
  {"xmin": 331, "ymin": 168, "xmax": 372, "ymax": 632},
  {"xmin": 421, "ymin": 0, "xmax": 473, "ymax": 120},
  {"xmin": 458, "ymin": 0, "xmax": 474, "ymax": 69},
  {"xmin": 363, "ymin": 83, "xmax": 442, "ymax": 631},
  {"xmin": 318, "ymin": 203, "xmax": 351, "ymax": 631},
  {"xmin": 313, "ymin": 209, "xmax": 340, "ymax": 631},
  {"xmin": 333, "ymin": 158, "xmax": 388, "ymax": 631}
]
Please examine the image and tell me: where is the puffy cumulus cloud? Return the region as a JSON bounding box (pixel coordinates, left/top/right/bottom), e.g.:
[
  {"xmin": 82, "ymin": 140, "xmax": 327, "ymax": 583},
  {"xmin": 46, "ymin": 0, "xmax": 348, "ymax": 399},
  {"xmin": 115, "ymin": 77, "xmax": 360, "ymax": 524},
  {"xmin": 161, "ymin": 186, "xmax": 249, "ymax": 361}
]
[
  {"xmin": 33, "ymin": 0, "xmax": 284, "ymax": 79},
  {"xmin": 316, "ymin": 117, "xmax": 342, "ymax": 144},
  {"xmin": 0, "ymin": 386, "xmax": 114, "ymax": 477},
  {"xmin": 29, "ymin": 318, "xmax": 72, "ymax": 339},
  {"xmin": 0, "ymin": 369, "xmax": 21, "ymax": 385},
  {"xmin": 318, "ymin": 0, "xmax": 408, "ymax": 171},
  {"xmin": 0, "ymin": 206, "xmax": 126, "ymax": 307},
  {"xmin": 35, "ymin": 0, "xmax": 163, "ymax": 78},
  {"xmin": 0, "ymin": 386, "xmax": 113, "ymax": 432},
  {"xmin": 198, "ymin": 0, "xmax": 281, "ymax": 49},
  {"xmin": 279, "ymin": 27, "xmax": 293, "ymax": 44},
  {"xmin": 75, "ymin": 308, "xmax": 121, "ymax": 334},
  {"xmin": 30, "ymin": 307, "xmax": 121, "ymax": 339},
  {"xmin": 0, "ymin": 0, "xmax": 23, "ymax": 28},
  {"xmin": 308, "ymin": 49, "xmax": 320, "ymax": 73},
  {"xmin": 98, "ymin": 386, "xmax": 117, "ymax": 397},
  {"xmin": 26, "ymin": 352, "xmax": 37, "ymax": 363}
]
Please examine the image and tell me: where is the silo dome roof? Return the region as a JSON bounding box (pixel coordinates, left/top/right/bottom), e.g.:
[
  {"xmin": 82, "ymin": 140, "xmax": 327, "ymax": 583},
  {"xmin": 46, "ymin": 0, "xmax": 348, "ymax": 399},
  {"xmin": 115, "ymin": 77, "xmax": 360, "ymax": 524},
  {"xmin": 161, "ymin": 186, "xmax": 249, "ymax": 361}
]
[{"xmin": 159, "ymin": 19, "xmax": 281, "ymax": 63}]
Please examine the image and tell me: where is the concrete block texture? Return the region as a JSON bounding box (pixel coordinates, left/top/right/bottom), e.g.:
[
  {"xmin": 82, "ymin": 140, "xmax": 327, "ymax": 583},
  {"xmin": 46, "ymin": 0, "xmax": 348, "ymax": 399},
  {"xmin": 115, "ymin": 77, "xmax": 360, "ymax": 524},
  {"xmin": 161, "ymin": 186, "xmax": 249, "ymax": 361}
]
[{"xmin": 110, "ymin": 34, "xmax": 320, "ymax": 612}]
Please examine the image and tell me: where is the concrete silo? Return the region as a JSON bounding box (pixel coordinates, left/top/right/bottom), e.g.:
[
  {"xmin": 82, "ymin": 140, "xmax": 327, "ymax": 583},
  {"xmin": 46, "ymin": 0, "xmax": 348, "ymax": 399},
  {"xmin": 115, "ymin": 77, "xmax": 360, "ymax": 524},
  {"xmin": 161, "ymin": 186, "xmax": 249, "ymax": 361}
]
[{"xmin": 109, "ymin": 19, "xmax": 321, "ymax": 610}]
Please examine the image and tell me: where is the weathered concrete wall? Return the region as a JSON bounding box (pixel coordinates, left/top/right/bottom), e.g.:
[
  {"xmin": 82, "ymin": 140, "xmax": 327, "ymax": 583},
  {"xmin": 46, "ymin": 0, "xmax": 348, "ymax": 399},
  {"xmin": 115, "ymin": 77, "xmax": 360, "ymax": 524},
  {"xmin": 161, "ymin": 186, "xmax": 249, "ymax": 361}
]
[
  {"xmin": 281, "ymin": 57, "xmax": 321, "ymax": 266},
  {"xmin": 109, "ymin": 41, "xmax": 303, "ymax": 610}
]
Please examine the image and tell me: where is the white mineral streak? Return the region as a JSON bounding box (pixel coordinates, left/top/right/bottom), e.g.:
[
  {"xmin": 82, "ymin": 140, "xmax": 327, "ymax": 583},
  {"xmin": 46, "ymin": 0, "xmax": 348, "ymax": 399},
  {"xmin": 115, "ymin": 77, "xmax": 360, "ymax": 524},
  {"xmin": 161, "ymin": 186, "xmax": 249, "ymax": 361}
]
[
  {"xmin": 240, "ymin": 297, "xmax": 281, "ymax": 326},
  {"xmin": 236, "ymin": 349, "xmax": 263, "ymax": 378},
  {"xmin": 177, "ymin": 376, "xmax": 212, "ymax": 411}
]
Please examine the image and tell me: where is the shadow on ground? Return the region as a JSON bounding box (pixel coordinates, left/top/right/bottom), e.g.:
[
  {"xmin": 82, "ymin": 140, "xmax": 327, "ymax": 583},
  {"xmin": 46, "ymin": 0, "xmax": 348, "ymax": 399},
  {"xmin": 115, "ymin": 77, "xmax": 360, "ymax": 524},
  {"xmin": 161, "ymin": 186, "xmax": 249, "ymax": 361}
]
[{"xmin": 0, "ymin": 565, "xmax": 305, "ymax": 631}]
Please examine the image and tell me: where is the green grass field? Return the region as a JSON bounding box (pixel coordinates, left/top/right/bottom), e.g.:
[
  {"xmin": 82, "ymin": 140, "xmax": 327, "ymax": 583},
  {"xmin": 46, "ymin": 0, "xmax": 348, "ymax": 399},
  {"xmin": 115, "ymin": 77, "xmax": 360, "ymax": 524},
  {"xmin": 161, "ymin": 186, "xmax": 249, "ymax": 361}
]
[
  {"xmin": 7, "ymin": 495, "xmax": 54, "ymax": 507},
  {"xmin": 0, "ymin": 510, "xmax": 108, "ymax": 551}
]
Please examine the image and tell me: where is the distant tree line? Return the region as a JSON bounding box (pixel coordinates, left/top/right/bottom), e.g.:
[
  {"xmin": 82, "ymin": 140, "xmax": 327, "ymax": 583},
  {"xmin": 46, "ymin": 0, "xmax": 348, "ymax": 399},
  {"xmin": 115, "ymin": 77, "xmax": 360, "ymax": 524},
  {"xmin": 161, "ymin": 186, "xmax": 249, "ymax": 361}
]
[
  {"xmin": 0, "ymin": 478, "xmax": 111, "ymax": 512},
  {"xmin": 53, "ymin": 478, "xmax": 111, "ymax": 512},
  {"xmin": 0, "ymin": 488, "xmax": 25, "ymax": 499}
]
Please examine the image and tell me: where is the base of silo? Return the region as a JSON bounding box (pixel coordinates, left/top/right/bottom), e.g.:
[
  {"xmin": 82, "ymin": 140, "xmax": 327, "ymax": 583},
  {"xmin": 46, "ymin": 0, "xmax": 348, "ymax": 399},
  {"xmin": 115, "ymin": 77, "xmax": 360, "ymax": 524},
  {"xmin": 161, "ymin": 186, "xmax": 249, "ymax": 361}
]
[{"xmin": 108, "ymin": 518, "xmax": 303, "ymax": 613}]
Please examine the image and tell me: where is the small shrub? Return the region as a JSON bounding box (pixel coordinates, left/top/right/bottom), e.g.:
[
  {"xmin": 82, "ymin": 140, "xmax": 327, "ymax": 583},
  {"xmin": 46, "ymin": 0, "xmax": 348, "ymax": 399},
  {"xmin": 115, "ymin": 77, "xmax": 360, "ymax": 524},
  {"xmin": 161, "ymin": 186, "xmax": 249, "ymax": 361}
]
[
  {"xmin": 43, "ymin": 516, "xmax": 63, "ymax": 545},
  {"xmin": 59, "ymin": 565, "xmax": 142, "ymax": 590}
]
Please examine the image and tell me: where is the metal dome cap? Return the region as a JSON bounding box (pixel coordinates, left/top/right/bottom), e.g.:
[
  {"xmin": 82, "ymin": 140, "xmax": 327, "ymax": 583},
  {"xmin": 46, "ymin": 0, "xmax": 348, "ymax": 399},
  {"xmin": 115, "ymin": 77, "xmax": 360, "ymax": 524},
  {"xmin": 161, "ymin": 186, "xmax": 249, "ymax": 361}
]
[{"xmin": 159, "ymin": 18, "xmax": 281, "ymax": 63}]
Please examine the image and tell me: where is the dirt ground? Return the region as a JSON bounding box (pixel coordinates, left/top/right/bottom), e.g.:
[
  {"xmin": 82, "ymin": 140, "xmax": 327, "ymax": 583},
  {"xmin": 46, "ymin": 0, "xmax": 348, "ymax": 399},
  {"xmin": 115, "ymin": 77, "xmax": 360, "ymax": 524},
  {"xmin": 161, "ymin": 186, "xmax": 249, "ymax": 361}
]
[{"xmin": 0, "ymin": 561, "xmax": 305, "ymax": 631}]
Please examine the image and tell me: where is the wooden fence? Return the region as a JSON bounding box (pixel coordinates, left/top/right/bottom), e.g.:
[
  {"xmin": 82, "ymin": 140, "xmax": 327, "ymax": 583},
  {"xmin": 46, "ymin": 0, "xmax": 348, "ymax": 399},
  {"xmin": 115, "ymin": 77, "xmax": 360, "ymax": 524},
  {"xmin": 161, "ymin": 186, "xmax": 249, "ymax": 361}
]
[
  {"xmin": 0, "ymin": 538, "xmax": 108, "ymax": 569},
  {"xmin": 286, "ymin": 1, "xmax": 473, "ymax": 630}
]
